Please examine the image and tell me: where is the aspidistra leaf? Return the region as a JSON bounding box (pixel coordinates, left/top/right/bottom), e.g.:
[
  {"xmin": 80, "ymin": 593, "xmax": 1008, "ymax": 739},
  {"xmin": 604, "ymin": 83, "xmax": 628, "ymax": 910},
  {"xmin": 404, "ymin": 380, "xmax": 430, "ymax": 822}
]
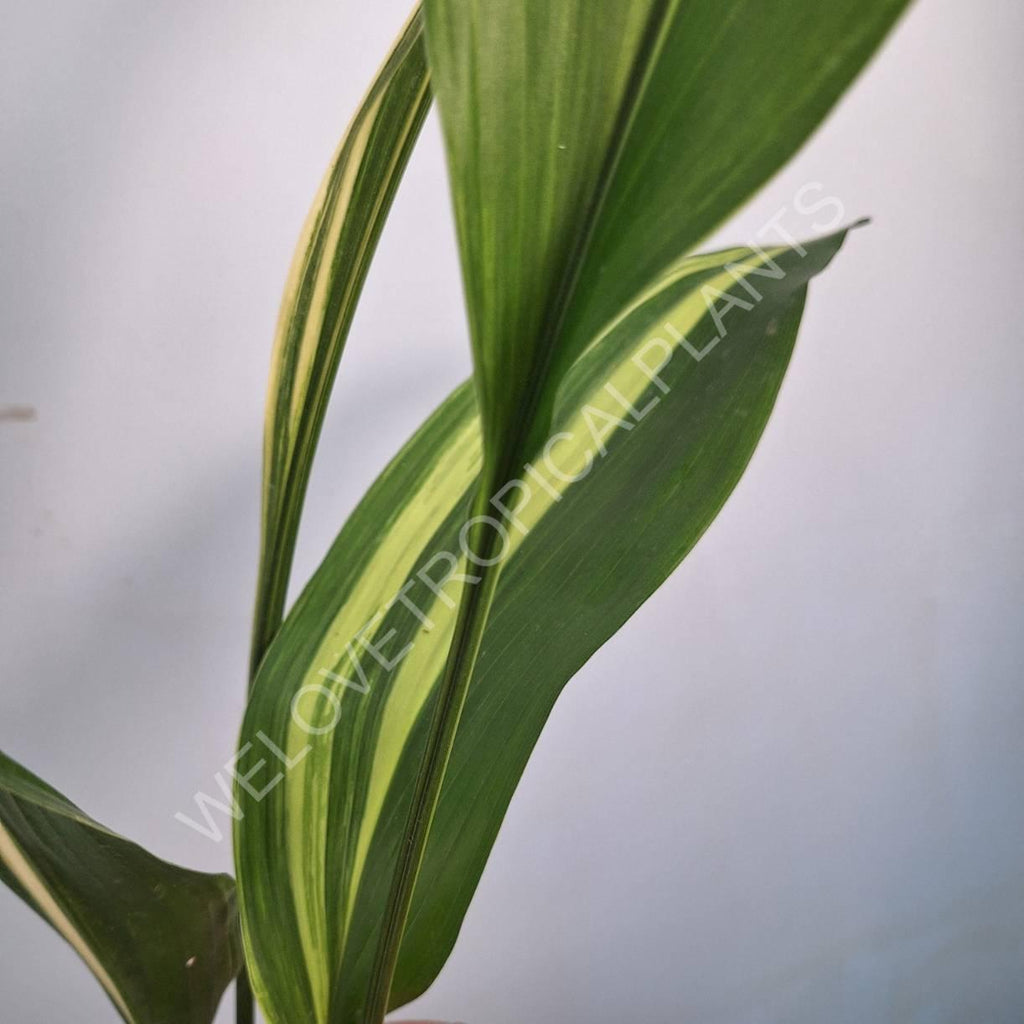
[
  {"xmin": 359, "ymin": 0, "xmax": 912, "ymax": 1013},
  {"xmin": 235, "ymin": 230, "xmax": 852, "ymax": 1022},
  {"xmin": 252, "ymin": 5, "xmax": 431, "ymax": 672},
  {"xmin": 425, "ymin": 0, "xmax": 912, "ymax": 477},
  {"xmin": 0, "ymin": 749, "xmax": 241, "ymax": 1024}
]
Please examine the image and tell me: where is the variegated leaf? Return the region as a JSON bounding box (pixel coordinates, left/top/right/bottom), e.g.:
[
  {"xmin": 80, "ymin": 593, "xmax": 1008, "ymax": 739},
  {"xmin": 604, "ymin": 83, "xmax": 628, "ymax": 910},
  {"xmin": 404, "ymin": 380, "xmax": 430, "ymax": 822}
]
[
  {"xmin": 252, "ymin": 6, "xmax": 431, "ymax": 672},
  {"xmin": 235, "ymin": 231, "xmax": 852, "ymax": 1023},
  {"xmin": 0, "ymin": 749, "xmax": 241, "ymax": 1024}
]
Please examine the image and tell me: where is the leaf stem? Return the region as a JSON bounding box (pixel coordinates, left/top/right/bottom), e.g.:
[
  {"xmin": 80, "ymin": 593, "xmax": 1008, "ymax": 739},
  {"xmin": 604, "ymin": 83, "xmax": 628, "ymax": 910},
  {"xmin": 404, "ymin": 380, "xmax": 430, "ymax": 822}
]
[{"xmin": 236, "ymin": 967, "xmax": 254, "ymax": 1024}]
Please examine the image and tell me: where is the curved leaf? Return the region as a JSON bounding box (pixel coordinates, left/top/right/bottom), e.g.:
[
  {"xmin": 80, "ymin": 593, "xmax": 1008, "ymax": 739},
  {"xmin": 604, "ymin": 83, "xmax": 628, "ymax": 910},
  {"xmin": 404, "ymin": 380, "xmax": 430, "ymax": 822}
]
[
  {"xmin": 362, "ymin": 1, "xmax": 912, "ymax": 1015},
  {"xmin": 252, "ymin": 5, "xmax": 431, "ymax": 673},
  {"xmin": 425, "ymin": 0, "xmax": 912, "ymax": 474},
  {"xmin": 235, "ymin": 230, "xmax": 852, "ymax": 1023},
  {"xmin": 0, "ymin": 749, "xmax": 241, "ymax": 1024}
]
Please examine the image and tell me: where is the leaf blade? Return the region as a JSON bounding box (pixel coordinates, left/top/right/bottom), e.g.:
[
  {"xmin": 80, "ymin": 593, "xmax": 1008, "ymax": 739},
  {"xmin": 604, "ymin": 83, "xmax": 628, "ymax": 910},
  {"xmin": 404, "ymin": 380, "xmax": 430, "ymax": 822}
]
[
  {"xmin": 251, "ymin": 5, "xmax": 431, "ymax": 674},
  {"xmin": 235, "ymin": 230, "xmax": 851, "ymax": 1022},
  {"xmin": 0, "ymin": 749, "xmax": 242, "ymax": 1024},
  {"xmin": 363, "ymin": 0, "xmax": 911, "ymax": 1011},
  {"xmin": 424, "ymin": 0, "xmax": 913, "ymax": 468}
]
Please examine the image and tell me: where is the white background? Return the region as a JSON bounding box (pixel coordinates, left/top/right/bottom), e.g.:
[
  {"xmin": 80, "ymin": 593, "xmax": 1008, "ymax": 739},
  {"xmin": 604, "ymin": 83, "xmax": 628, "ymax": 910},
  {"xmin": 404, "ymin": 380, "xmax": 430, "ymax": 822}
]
[{"xmin": 1, "ymin": 1, "xmax": 1022, "ymax": 1021}]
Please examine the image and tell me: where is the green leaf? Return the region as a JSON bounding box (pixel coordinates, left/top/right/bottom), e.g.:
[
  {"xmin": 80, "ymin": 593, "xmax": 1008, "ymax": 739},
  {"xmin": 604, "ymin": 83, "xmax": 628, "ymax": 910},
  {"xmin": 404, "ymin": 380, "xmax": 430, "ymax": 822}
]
[
  {"xmin": 424, "ymin": 0, "xmax": 912, "ymax": 477},
  {"xmin": 359, "ymin": 1, "xmax": 912, "ymax": 1016},
  {"xmin": 251, "ymin": 5, "xmax": 431, "ymax": 674},
  {"xmin": 235, "ymin": 229, "xmax": 852, "ymax": 1023},
  {"xmin": 0, "ymin": 749, "xmax": 241, "ymax": 1024}
]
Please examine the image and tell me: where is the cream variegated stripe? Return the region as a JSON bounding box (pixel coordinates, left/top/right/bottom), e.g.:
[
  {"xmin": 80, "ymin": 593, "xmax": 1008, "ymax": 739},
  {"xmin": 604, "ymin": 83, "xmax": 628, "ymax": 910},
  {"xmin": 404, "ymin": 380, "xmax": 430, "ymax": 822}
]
[
  {"xmin": 254, "ymin": 252, "xmax": 790, "ymax": 983},
  {"xmin": 240, "ymin": 9, "xmax": 433, "ymax": 1015},
  {"xmin": 279, "ymin": 89, "xmax": 386, "ymax": 433},
  {"xmin": 252, "ymin": 6, "xmax": 432, "ymax": 672},
  {"xmin": 1, "ymin": 748, "xmax": 241, "ymax": 1024},
  {"xmin": 342, "ymin": 251, "xmax": 785, "ymax": 896},
  {"xmin": 0, "ymin": 821, "xmax": 134, "ymax": 1022},
  {"xmin": 579, "ymin": 244, "xmax": 776, "ymax": 363},
  {"xmin": 344, "ymin": 578, "xmax": 464, "ymax": 929},
  {"xmin": 236, "ymin": 230, "xmax": 854, "ymax": 1024},
  {"xmin": 506, "ymin": 248, "xmax": 789, "ymax": 541},
  {"xmin": 300, "ymin": 248, "xmax": 786, "ymax": 955},
  {"xmin": 352, "ymin": 0, "xmax": 909, "ymax": 1010},
  {"xmin": 344, "ymin": 243, "xmax": 782, "ymax": 876},
  {"xmin": 280, "ymin": 414, "xmax": 480, "ymax": 1016}
]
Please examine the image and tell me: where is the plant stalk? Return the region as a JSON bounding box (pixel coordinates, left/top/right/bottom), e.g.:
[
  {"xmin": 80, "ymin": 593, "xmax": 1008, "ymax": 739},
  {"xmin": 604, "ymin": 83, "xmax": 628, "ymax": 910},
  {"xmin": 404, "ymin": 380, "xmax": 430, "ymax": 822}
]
[
  {"xmin": 240, "ymin": 519, "xmax": 293, "ymax": 1024},
  {"xmin": 236, "ymin": 967, "xmax": 254, "ymax": 1024}
]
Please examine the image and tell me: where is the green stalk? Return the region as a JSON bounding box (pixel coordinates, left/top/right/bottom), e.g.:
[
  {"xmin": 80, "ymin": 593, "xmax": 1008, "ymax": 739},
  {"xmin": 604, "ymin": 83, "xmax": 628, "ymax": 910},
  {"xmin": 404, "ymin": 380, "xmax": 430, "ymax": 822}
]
[
  {"xmin": 240, "ymin": 499, "xmax": 287, "ymax": 1024},
  {"xmin": 235, "ymin": 968, "xmax": 254, "ymax": 1024}
]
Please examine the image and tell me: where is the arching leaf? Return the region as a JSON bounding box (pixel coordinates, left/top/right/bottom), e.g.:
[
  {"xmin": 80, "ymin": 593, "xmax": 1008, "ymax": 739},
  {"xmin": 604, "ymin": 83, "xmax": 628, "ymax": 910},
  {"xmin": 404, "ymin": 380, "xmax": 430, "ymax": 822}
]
[
  {"xmin": 235, "ymin": 230, "xmax": 852, "ymax": 1023},
  {"xmin": 0, "ymin": 750, "xmax": 241, "ymax": 1024},
  {"xmin": 252, "ymin": 6, "xmax": 431, "ymax": 672}
]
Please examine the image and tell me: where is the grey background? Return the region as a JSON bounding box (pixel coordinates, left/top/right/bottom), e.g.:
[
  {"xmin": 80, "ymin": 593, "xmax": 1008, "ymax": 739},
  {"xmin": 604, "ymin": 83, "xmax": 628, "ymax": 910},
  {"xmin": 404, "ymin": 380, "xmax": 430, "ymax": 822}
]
[{"xmin": 1, "ymin": 1, "xmax": 1022, "ymax": 1021}]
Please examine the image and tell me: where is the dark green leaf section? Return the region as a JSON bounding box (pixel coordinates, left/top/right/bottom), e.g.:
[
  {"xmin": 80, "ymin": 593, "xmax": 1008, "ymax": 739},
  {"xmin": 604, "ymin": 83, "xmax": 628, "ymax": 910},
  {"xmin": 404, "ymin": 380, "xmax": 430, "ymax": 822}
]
[
  {"xmin": 425, "ymin": 0, "xmax": 912, "ymax": 475},
  {"xmin": 0, "ymin": 749, "xmax": 242, "ymax": 1024},
  {"xmin": 423, "ymin": 0, "xmax": 661, "ymax": 475},
  {"xmin": 367, "ymin": 1, "xmax": 910, "ymax": 1013},
  {"xmin": 369, "ymin": 234, "xmax": 849, "ymax": 1011},
  {"xmin": 242, "ymin": 10, "xmax": 431, "ymax": 1023},
  {"xmin": 252, "ymin": 6, "xmax": 431, "ymax": 674},
  {"xmin": 235, "ymin": 230, "xmax": 852, "ymax": 1023}
]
